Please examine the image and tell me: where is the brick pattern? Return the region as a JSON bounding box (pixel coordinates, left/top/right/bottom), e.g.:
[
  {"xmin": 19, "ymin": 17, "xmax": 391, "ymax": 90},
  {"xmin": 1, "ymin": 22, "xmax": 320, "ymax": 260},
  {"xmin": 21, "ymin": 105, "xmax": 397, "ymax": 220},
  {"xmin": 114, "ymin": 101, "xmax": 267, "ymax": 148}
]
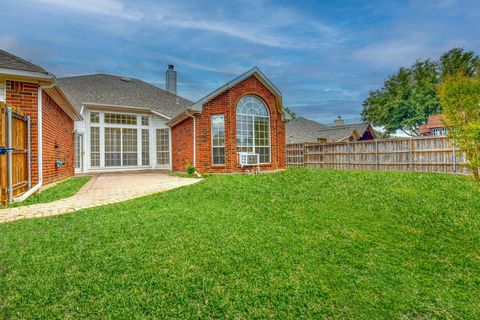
[
  {"xmin": 42, "ymin": 92, "xmax": 74, "ymax": 184},
  {"xmin": 171, "ymin": 117, "xmax": 194, "ymax": 172},
  {"xmin": 5, "ymin": 80, "xmax": 74, "ymax": 186},
  {"xmin": 172, "ymin": 75, "xmax": 286, "ymax": 173}
]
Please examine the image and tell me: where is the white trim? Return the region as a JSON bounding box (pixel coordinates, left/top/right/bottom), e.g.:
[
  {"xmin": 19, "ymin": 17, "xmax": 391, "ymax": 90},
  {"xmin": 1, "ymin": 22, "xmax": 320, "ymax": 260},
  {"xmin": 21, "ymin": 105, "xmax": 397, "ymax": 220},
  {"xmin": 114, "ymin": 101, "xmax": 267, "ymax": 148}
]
[
  {"xmin": 190, "ymin": 67, "xmax": 282, "ymax": 111},
  {"xmin": 0, "ymin": 67, "xmax": 53, "ymax": 80},
  {"xmin": 82, "ymin": 102, "xmax": 171, "ymax": 120},
  {"xmin": 186, "ymin": 110, "xmax": 196, "ymax": 167}
]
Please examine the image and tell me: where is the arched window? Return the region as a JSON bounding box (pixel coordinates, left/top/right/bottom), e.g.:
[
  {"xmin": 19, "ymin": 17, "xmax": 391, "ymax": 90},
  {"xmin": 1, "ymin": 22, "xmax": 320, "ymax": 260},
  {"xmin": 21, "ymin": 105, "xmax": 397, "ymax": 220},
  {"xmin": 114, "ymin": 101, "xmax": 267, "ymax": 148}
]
[{"xmin": 236, "ymin": 96, "xmax": 270, "ymax": 163}]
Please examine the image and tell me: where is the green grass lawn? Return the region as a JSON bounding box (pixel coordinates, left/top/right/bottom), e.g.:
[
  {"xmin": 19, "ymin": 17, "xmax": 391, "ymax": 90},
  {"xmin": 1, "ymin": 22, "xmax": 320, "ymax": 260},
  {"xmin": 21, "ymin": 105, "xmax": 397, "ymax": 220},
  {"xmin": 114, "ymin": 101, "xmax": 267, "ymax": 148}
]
[
  {"xmin": 5, "ymin": 176, "xmax": 90, "ymax": 208},
  {"xmin": 1, "ymin": 169, "xmax": 479, "ymax": 319}
]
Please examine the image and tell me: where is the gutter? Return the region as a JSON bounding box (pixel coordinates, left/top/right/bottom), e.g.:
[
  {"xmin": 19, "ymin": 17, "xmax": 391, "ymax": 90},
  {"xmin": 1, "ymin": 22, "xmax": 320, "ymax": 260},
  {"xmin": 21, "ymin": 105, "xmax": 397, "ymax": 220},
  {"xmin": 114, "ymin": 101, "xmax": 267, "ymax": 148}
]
[
  {"xmin": 13, "ymin": 81, "xmax": 56, "ymax": 202},
  {"xmin": 186, "ymin": 109, "xmax": 196, "ymax": 167}
]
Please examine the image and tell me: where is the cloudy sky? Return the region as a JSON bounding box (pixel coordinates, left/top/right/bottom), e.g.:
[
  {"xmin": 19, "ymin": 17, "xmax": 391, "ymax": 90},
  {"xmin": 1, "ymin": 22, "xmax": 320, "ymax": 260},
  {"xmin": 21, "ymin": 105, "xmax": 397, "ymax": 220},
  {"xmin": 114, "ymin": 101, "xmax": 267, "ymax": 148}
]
[{"xmin": 1, "ymin": 0, "xmax": 479, "ymax": 124}]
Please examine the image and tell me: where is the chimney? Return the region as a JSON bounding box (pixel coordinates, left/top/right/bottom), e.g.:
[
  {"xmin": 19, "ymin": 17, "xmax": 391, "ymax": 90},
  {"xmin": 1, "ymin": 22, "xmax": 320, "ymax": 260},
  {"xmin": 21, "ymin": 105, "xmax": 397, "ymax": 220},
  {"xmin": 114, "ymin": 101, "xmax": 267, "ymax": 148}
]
[
  {"xmin": 165, "ymin": 64, "xmax": 177, "ymax": 94},
  {"xmin": 335, "ymin": 116, "xmax": 344, "ymax": 126}
]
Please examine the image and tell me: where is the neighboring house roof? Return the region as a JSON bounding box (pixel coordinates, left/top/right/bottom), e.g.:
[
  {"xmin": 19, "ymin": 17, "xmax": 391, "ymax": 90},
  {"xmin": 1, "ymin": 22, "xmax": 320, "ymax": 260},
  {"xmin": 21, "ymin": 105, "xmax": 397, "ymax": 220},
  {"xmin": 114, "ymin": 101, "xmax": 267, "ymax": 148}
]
[
  {"xmin": 286, "ymin": 117, "xmax": 376, "ymax": 143},
  {"xmin": 0, "ymin": 49, "xmax": 47, "ymax": 73},
  {"xmin": 316, "ymin": 126, "xmax": 361, "ymax": 142},
  {"xmin": 286, "ymin": 117, "xmax": 328, "ymax": 143},
  {"xmin": 426, "ymin": 114, "xmax": 447, "ymax": 128},
  {"xmin": 58, "ymin": 74, "xmax": 193, "ymax": 119}
]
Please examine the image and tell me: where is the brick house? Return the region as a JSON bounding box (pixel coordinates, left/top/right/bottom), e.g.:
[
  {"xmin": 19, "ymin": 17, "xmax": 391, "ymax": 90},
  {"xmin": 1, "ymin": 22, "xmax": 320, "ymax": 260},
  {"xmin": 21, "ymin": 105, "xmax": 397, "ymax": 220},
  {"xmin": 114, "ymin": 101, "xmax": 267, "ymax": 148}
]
[
  {"xmin": 419, "ymin": 114, "xmax": 448, "ymax": 136},
  {"xmin": 0, "ymin": 49, "xmax": 81, "ymax": 201},
  {"xmin": 59, "ymin": 67, "xmax": 286, "ymax": 174}
]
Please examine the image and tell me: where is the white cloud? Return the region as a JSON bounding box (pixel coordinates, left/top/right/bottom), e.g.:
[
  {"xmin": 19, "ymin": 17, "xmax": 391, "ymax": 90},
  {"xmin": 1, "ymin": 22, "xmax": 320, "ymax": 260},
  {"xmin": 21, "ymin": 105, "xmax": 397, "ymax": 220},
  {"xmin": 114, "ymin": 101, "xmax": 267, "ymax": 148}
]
[{"xmin": 29, "ymin": 0, "xmax": 140, "ymax": 20}]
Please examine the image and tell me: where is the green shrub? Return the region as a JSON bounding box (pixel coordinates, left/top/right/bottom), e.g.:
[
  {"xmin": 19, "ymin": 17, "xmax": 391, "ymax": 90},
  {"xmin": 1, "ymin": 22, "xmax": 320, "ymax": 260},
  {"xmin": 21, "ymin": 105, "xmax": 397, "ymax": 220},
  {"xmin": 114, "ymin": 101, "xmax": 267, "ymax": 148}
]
[{"xmin": 186, "ymin": 163, "xmax": 196, "ymax": 175}]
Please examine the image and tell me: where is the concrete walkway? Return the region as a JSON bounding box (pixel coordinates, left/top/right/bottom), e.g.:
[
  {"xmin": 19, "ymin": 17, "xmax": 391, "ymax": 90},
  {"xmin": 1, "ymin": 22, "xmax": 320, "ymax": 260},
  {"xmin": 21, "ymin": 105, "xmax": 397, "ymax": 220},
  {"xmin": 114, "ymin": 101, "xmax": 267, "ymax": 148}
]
[{"xmin": 0, "ymin": 172, "xmax": 200, "ymax": 224}]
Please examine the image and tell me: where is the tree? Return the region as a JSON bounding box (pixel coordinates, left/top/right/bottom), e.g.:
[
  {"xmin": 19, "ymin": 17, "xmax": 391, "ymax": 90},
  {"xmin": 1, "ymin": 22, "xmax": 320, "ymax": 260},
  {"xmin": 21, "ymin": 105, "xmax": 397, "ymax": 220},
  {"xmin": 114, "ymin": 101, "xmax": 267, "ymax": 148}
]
[
  {"xmin": 283, "ymin": 106, "xmax": 297, "ymax": 122},
  {"xmin": 440, "ymin": 48, "xmax": 480, "ymax": 80},
  {"xmin": 362, "ymin": 60, "xmax": 440, "ymax": 136},
  {"xmin": 362, "ymin": 48, "xmax": 480, "ymax": 136},
  {"xmin": 438, "ymin": 74, "xmax": 480, "ymax": 179}
]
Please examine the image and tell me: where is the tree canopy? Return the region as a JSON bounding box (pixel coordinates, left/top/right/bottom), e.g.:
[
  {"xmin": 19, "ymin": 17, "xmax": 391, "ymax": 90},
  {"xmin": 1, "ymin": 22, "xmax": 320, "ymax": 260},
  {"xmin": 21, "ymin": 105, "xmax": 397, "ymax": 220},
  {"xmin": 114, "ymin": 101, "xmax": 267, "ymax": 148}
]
[{"xmin": 362, "ymin": 48, "xmax": 480, "ymax": 136}]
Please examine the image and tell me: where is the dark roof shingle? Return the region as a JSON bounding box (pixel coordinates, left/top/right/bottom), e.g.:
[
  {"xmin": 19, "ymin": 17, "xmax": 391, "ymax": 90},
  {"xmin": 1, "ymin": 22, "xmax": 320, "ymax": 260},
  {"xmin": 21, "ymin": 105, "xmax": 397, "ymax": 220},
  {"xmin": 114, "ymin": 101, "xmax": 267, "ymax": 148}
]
[
  {"xmin": 0, "ymin": 49, "xmax": 47, "ymax": 73},
  {"xmin": 57, "ymin": 74, "xmax": 193, "ymax": 118}
]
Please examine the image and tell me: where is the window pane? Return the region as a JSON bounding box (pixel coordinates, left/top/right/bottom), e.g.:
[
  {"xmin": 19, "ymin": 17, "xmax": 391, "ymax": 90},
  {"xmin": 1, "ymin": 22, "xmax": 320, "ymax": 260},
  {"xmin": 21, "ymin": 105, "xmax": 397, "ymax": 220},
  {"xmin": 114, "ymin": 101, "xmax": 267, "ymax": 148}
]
[
  {"xmin": 212, "ymin": 115, "xmax": 225, "ymax": 165},
  {"xmin": 74, "ymin": 134, "xmax": 82, "ymax": 169},
  {"xmin": 90, "ymin": 112, "xmax": 100, "ymax": 123},
  {"xmin": 156, "ymin": 128, "xmax": 170, "ymax": 165},
  {"xmin": 142, "ymin": 129, "xmax": 150, "ymax": 166},
  {"xmin": 104, "ymin": 113, "xmax": 137, "ymax": 125},
  {"xmin": 105, "ymin": 128, "xmax": 122, "ymax": 167},
  {"xmin": 236, "ymin": 96, "xmax": 270, "ymax": 164},
  {"xmin": 90, "ymin": 127, "xmax": 100, "ymax": 167},
  {"xmin": 122, "ymin": 128, "xmax": 138, "ymax": 166},
  {"xmin": 141, "ymin": 116, "xmax": 149, "ymax": 126}
]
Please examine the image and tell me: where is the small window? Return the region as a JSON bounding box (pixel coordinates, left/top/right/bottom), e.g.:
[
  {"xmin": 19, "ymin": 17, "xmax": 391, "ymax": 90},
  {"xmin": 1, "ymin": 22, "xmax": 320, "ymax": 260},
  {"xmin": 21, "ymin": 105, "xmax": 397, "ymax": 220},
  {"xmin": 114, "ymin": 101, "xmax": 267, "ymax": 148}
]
[
  {"xmin": 433, "ymin": 128, "xmax": 440, "ymax": 136},
  {"xmin": 141, "ymin": 116, "xmax": 149, "ymax": 126},
  {"xmin": 104, "ymin": 113, "xmax": 137, "ymax": 125},
  {"xmin": 156, "ymin": 128, "xmax": 170, "ymax": 165},
  {"xmin": 90, "ymin": 127, "xmax": 100, "ymax": 167},
  {"xmin": 0, "ymin": 81, "xmax": 6, "ymax": 102},
  {"xmin": 142, "ymin": 129, "xmax": 150, "ymax": 166},
  {"xmin": 211, "ymin": 115, "xmax": 225, "ymax": 165},
  {"xmin": 442, "ymin": 128, "xmax": 448, "ymax": 136},
  {"xmin": 90, "ymin": 112, "xmax": 100, "ymax": 124}
]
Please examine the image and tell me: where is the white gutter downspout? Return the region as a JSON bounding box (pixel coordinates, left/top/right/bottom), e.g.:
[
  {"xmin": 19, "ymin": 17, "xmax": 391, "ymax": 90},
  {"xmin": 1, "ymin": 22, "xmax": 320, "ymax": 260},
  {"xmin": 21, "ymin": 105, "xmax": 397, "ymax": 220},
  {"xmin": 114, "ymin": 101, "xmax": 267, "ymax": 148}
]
[
  {"xmin": 13, "ymin": 81, "xmax": 56, "ymax": 202},
  {"xmin": 186, "ymin": 110, "xmax": 196, "ymax": 167}
]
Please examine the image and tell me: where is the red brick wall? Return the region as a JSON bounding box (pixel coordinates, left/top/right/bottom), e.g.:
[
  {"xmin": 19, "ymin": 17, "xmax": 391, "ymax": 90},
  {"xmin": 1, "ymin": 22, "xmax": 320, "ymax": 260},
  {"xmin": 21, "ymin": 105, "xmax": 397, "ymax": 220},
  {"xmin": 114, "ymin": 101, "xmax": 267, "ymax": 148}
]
[
  {"xmin": 6, "ymin": 80, "xmax": 74, "ymax": 186},
  {"xmin": 42, "ymin": 92, "xmax": 74, "ymax": 184},
  {"xmin": 172, "ymin": 75, "xmax": 286, "ymax": 174},
  {"xmin": 171, "ymin": 117, "xmax": 194, "ymax": 172}
]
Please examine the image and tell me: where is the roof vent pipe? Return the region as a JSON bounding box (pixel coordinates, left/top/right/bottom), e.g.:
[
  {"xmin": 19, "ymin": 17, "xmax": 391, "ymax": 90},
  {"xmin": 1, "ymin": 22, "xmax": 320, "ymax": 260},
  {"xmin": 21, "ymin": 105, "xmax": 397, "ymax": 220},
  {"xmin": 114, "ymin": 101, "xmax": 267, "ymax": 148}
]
[
  {"xmin": 335, "ymin": 116, "xmax": 344, "ymax": 126},
  {"xmin": 166, "ymin": 64, "xmax": 177, "ymax": 94}
]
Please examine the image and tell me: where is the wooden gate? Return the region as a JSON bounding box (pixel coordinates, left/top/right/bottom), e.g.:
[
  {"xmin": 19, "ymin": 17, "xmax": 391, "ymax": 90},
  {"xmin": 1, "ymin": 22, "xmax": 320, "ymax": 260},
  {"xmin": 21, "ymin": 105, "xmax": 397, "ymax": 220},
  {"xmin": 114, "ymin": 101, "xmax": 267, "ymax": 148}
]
[{"xmin": 0, "ymin": 104, "xmax": 31, "ymax": 204}]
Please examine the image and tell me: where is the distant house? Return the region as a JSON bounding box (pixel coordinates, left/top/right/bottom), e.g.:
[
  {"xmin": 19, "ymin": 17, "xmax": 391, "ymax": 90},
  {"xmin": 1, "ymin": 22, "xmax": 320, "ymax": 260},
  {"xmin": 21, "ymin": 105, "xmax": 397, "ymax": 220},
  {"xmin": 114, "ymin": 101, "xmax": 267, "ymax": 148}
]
[
  {"xmin": 419, "ymin": 114, "xmax": 448, "ymax": 136},
  {"xmin": 286, "ymin": 116, "xmax": 377, "ymax": 144}
]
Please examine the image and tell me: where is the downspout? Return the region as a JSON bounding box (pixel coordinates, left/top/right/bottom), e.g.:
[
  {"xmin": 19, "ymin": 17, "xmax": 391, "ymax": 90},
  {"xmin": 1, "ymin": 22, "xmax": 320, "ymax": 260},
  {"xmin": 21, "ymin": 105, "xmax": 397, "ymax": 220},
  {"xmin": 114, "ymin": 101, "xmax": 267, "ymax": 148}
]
[
  {"xmin": 186, "ymin": 110, "xmax": 196, "ymax": 167},
  {"xmin": 13, "ymin": 81, "xmax": 56, "ymax": 202}
]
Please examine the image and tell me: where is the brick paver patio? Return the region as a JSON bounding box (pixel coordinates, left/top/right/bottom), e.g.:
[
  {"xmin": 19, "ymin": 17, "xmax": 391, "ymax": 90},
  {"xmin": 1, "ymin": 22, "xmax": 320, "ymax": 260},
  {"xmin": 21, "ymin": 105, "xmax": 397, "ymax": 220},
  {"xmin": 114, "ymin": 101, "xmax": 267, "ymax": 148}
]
[{"xmin": 0, "ymin": 172, "xmax": 200, "ymax": 224}]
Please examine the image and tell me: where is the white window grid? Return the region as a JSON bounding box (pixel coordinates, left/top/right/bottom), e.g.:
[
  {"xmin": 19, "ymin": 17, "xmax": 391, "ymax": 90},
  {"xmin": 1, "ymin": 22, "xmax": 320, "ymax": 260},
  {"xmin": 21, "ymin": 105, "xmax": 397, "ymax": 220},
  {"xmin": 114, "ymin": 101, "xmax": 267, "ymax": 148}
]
[
  {"xmin": 142, "ymin": 129, "xmax": 150, "ymax": 166},
  {"xmin": 141, "ymin": 116, "xmax": 149, "ymax": 126},
  {"xmin": 104, "ymin": 113, "xmax": 137, "ymax": 125},
  {"xmin": 90, "ymin": 127, "xmax": 100, "ymax": 167},
  {"xmin": 74, "ymin": 133, "xmax": 82, "ymax": 169},
  {"xmin": 433, "ymin": 128, "xmax": 440, "ymax": 136},
  {"xmin": 236, "ymin": 96, "xmax": 271, "ymax": 164},
  {"xmin": 211, "ymin": 115, "xmax": 225, "ymax": 165},
  {"xmin": 156, "ymin": 128, "xmax": 170, "ymax": 165},
  {"xmin": 90, "ymin": 112, "xmax": 100, "ymax": 123}
]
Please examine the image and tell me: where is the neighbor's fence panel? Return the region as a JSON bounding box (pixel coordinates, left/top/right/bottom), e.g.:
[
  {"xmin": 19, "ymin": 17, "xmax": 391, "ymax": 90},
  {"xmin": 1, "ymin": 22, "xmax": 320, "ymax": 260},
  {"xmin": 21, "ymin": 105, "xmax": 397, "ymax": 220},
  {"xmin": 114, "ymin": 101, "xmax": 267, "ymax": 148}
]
[
  {"xmin": 0, "ymin": 105, "xmax": 30, "ymax": 204},
  {"xmin": 286, "ymin": 137, "xmax": 470, "ymax": 175}
]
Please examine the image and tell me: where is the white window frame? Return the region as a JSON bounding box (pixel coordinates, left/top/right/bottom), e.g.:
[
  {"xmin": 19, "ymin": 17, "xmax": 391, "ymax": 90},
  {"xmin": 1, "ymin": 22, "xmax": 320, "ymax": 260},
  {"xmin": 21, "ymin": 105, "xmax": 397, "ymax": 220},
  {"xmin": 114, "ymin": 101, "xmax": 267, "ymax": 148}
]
[
  {"xmin": 211, "ymin": 114, "xmax": 226, "ymax": 166},
  {"xmin": 433, "ymin": 128, "xmax": 440, "ymax": 136},
  {"xmin": 84, "ymin": 110, "xmax": 168, "ymax": 171},
  {"xmin": 236, "ymin": 96, "xmax": 271, "ymax": 164}
]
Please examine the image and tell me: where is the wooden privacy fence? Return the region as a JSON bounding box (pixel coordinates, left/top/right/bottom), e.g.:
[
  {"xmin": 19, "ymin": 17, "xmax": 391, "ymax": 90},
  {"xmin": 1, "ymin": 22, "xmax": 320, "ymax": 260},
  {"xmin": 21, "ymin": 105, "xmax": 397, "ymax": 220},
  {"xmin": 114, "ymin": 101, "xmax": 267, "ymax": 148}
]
[
  {"xmin": 286, "ymin": 137, "xmax": 470, "ymax": 175},
  {"xmin": 0, "ymin": 104, "xmax": 31, "ymax": 204}
]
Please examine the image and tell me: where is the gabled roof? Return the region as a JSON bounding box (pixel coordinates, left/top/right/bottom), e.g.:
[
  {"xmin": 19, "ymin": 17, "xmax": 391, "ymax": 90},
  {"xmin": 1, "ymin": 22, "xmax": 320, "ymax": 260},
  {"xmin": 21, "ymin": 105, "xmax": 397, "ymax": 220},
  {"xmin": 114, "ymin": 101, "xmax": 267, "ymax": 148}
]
[
  {"xmin": 58, "ymin": 74, "xmax": 193, "ymax": 119},
  {"xmin": 190, "ymin": 67, "xmax": 282, "ymax": 111},
  {"xmin": 169, "ymin": 67, "xmax": 283, "ymax": 127},
  {"xmin": 286, "ymin": 117, "xmax": 328, "ymax": 143},
  {"xmin": 316, "ymin": 126, "xmax": 360, "ymax": 142},
  {"xmin": 425, "ymin": 114, "xmax": 447, "ymax": 128},
  {"xmin": 0, "ymin": 49, "xmax": 47, "ymax": 73},
  {"xmin": 286, "ymin": 117, "xmax": 376, "ymax": 143}
]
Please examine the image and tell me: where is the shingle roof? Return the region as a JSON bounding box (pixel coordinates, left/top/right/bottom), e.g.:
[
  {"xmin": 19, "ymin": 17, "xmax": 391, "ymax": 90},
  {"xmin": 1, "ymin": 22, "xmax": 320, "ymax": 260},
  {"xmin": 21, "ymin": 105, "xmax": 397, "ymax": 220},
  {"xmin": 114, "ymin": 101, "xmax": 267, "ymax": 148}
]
[
  {"xmin": 57, "ymin": 74, "xmax": 193, "ymax": 118},
  {"xmin": 286, "ymin": 117, "xmax": 375, "ymax": 143},
  {"xmin": 285, "ymin": 117, "xmax": 328, "ymax": 143},
  {"xmin": 0, "ymin": 49, "xmax": 47, "ymax": 73}
]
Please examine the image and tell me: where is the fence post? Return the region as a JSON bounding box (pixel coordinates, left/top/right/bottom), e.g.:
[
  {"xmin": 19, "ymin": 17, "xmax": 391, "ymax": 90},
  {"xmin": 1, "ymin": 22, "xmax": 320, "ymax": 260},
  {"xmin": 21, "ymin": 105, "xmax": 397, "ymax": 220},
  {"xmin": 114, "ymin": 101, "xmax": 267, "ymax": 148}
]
[
  {"xmin": 375, "ymin": 139, "xmax": 378, "ymax": 170},
  {"xmin": 452, "ymin": 145, "xmax": 456, "ymax": 173},
  {"xmin": 6, "ymin": 107, "xmax": 13, "ymax": 204},
  {"xmin": 409, "ymin": 138, "xmax": 413, "ymax": 172}
]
